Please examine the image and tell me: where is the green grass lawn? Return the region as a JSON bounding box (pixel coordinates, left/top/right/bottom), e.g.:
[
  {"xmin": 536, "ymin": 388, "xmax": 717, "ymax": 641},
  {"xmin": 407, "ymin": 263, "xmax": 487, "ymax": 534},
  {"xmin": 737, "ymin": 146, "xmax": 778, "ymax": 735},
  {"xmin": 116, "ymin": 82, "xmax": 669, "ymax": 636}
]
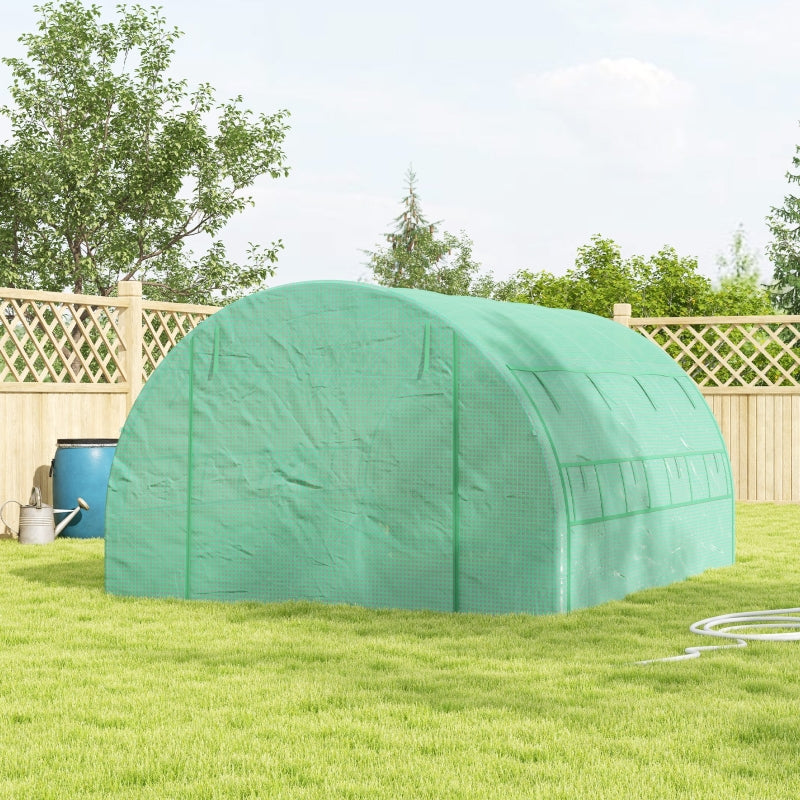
[{"xmin": 1, "ymin": 504, "xmax": 799, "ymax": 799}]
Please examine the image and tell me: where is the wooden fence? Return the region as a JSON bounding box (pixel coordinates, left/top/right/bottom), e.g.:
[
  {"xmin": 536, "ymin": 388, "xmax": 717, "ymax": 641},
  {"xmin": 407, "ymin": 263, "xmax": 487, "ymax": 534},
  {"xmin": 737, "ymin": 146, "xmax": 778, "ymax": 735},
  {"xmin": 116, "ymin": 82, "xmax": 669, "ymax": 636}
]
[
  {"xmin": 0, "ymin": 287, "xmax": 796, "ymax": 532},
  {"xmin": 0, "ymin": 281, "xmax": 217, "ymax": 531},
  {"xmin": 613, "ymin": 303, "xmax": 800, "ymax": 502}
]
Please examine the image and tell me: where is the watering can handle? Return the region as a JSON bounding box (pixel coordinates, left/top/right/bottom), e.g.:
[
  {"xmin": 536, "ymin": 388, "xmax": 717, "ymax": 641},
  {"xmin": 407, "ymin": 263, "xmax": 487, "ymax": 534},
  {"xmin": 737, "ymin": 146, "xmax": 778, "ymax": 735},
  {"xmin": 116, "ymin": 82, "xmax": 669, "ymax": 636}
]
[
  {"xmin": 29, "ymin": 487, "xmax": 42, "ymax": 509},
  {"xmin": 0, "ymin": 500, "xmax": 21, "ymax": 536}
]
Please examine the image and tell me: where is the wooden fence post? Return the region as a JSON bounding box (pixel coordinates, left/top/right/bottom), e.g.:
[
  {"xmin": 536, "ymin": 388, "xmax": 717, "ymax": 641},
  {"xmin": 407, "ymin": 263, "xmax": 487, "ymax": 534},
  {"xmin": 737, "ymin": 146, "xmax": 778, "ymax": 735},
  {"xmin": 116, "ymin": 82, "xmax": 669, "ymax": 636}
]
[
  {"xmin": 613, "ymin": 303, "xmax": 632, "ymax": 327},
  {"xmin": 118, "ymin": 280, "xmax": 143, "ymax": 412}
]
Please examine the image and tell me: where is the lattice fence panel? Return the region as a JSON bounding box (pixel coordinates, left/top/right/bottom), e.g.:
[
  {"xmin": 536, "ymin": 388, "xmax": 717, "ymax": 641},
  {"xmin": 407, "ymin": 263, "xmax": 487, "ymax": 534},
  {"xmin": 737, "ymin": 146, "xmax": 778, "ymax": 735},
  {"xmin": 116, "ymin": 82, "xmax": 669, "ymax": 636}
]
[
  {"xmin": 632, "ymin": 319, "xmax": 800, "ymax": 387},
  {"xmin": 0, "ymin": 296, "xmax": 125, "ymax": 383},
  {"xmin": 142, "ymin": 307, "xmax": 215, "ymax": 380}
]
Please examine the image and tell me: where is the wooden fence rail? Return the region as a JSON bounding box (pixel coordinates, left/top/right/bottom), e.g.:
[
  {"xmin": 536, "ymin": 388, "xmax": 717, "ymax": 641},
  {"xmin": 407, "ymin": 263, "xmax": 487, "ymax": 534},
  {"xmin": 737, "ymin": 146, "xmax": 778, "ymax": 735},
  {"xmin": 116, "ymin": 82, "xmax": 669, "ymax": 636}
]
[
  {"xmin": 0, "ymin": 282, "xmax": 217, "ymax": 531},
  {"xmin": 614, "ymin": 303, "xmax": 800, "ymax": 502}
]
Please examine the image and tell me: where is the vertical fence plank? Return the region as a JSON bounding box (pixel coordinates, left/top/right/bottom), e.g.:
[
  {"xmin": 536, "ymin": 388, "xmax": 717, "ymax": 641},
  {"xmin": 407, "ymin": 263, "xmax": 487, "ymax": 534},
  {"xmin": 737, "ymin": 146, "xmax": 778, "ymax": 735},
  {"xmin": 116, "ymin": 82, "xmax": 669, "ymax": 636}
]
[
  {"xmin": 746, "ymin": 395, "xmax": 756, "ymax": 501},
  {"xmin": 718, "ymin": 394, "xmax": 730, "ymax": 461},
  {"xmin": 727, "ymin": 395, "xmax": 740, "ymax": 500},
  {"xmin": 758, "ymin": 396, "xmax": 765, "ymax": 503},
  {"xmin": 765, "ymin": 395, "xmax": 775, "ymax": 502},
  {"xmin": 730, "ymin": 395, "xmax": 741, "ymax": 501},
  {"xmin": 786, "ymin": 395, "xmax": 794, "ymax": 502},
  {"xmin": 793, "ymin": 396, "xmax": 800, "ymax": 502},
  {"xmin": 772, "ymin": 395, "xmax": 783, "ymax": 503},
  {"xmin": 738, "ymin": 396, "xmax": 749, "ymax": 501}
]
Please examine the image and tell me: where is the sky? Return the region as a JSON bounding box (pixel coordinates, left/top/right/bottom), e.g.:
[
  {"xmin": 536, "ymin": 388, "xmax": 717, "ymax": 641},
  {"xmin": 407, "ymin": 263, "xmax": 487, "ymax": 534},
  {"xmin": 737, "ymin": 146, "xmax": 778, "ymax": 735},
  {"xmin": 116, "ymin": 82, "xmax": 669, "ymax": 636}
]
[{"xmin": 0, "ymin": 0, "xmax": 798, "ymax": 290}]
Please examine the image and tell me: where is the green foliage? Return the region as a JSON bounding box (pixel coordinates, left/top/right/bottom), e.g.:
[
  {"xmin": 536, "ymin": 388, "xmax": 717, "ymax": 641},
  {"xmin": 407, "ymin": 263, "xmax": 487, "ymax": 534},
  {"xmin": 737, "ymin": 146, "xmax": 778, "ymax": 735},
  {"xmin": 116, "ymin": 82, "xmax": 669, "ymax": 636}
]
[
  {"xmin": 767, "ymin": 134, "xmax": 800, "ymax": 312},
  {"xmin": 637, "ymin": 246, "xmax": 713, "ymax": 316},
  {"xmin": 366, "ymin": 169, "xmax": 491, "ymax": 296},
  {"xmin": 567, "ymin": 236, "xmax": 639, "ymax": 316},
  {"xmin": 368, "ymin": 227, "xmax": 486, "ymax": 296},
  {"xmin": 496, "ymin": 235, "xmax": 774, "ymax": 317},
  {"xmin": 1, "ymin": 505, "xmax": 800, "ymax": 798},
  {"xmin": 0, "ymin": 1, "xmax": 289, "ymax": 302},
  {"xmin": 704, "ymin": 275, "xmax": 774, "ymax": 316},
  {"xmin": 491, "ymin": 269, "xmax": 570, "ymax": 306},
  {"xmin": 368, "ymin": 172, "xmax": 774, "ymax": 317}
]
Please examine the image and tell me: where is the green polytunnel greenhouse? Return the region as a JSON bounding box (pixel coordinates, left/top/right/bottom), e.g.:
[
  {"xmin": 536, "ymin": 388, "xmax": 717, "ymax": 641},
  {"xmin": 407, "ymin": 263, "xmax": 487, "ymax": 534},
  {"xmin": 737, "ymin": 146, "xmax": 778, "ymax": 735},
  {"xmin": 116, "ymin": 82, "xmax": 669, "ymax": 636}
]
[{"xmin": 105, "ymin": 281, "xmax": 734, "ymax": 614}]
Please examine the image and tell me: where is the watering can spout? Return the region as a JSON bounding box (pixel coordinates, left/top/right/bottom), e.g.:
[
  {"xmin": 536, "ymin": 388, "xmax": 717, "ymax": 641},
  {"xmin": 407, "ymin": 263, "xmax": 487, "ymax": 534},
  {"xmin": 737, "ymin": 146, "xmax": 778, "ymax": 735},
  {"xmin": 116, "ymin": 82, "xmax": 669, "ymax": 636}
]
[{"xmin": 54, "ymin": 497, "xmax": 89, "ymax": 536}]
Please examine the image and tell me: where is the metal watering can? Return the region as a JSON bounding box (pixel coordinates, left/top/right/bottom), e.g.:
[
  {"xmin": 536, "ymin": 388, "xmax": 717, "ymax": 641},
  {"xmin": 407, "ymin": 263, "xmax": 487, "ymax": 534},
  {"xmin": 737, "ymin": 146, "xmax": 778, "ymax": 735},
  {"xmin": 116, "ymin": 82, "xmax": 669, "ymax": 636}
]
[{"xmin": 1, "ymin": 487, "xmax": 90, "ymax": 545}]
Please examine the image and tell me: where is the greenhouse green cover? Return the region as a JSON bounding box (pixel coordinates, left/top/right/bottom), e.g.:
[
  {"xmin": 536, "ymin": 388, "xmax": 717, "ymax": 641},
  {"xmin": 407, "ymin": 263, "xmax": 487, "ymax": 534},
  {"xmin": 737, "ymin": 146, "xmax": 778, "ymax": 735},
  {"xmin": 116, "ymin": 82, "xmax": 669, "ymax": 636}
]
[{"xmin": 105, "ymin": 281, "xmax": 734, "ymax": 614}]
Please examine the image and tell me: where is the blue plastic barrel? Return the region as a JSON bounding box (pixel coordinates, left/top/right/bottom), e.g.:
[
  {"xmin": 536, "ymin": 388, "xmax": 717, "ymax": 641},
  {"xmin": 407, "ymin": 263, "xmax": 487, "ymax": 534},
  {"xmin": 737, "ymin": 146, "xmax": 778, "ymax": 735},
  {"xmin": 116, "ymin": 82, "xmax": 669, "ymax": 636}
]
[{"xmin": 52, "ymin": 438, "xmax": 118, "ymax": 539}]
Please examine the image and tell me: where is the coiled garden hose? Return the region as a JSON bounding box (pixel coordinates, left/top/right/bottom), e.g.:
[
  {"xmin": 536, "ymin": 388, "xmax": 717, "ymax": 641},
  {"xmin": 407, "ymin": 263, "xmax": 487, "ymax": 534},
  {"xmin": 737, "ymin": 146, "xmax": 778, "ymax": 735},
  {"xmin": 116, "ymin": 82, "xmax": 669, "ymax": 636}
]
[{"xmin": 637, "ymin": 607, "xmax": 800, "ymax": 664}]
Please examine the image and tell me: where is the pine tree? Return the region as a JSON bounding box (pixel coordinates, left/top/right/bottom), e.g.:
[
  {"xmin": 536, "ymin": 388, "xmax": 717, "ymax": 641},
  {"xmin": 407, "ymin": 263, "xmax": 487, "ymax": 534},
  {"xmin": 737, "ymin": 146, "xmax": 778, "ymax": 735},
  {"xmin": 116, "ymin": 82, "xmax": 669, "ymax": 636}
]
[
  {"xmin": 365, "ymin": 168, "xmax": 491, "ymax": 296},
  {"xmin": 767, "ymin": 139, "xmax": 800, "ymax": 312},
  {"xmin": 386, "ymin": 167, "xmax": 435, "ymax": 254}
]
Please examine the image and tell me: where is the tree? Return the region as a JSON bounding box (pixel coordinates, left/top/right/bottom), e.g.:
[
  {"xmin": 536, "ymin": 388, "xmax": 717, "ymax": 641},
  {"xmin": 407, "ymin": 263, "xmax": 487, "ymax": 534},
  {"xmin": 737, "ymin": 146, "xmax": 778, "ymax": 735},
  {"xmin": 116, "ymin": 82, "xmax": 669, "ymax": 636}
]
[
  {"xmin": 564, "ymin": 236, "xmax": 639, "ymax": 316},
  {"xmin": 705, "ymin": 274, "xmax": 773, "ymax": 315},
  {"xmin": 0, "ymin": 1, "xmax": 289, "ymax": 302},
  {"xmin": 385, "ymin": 166, "xmax": 433, "ymax": 255},
  {"xmin": 491, "ymin": 269, "xmax": 570, "ymax": 307},
  {"xmin": 636, "ymin": 246, "xmax": 713, "ymax": 316},
  {"xmin": 365, "ymin": 169, "xmax": 491, "ymax": 296},
  {"xmin": 495, "ymin": 237, "xmax": 711, "ymax": 317},
  {"xmin": 493, "ymin": 235, "xmax": 772, "ymax": 317},
  {"xmin": 767, "ymin": 134, "xmax": 800, "ymax": 312}
]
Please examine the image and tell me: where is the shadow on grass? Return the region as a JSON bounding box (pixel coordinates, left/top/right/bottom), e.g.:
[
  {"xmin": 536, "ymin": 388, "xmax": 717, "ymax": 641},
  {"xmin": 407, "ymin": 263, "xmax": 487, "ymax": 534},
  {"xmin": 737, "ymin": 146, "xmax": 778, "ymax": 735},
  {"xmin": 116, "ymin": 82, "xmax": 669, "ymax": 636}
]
[{"xmin": 10, "ymin": 557, "xmax": 104, "ymax": 591}]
